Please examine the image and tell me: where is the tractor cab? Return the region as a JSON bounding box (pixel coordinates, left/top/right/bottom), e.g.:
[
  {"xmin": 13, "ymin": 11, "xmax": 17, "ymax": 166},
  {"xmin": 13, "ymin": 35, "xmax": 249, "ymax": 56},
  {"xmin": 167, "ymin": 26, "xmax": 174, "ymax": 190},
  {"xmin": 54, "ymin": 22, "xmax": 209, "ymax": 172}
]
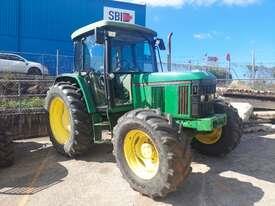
[{"xmin": 71, "ymin": 20, "xmax": 163, "ymax": 111}]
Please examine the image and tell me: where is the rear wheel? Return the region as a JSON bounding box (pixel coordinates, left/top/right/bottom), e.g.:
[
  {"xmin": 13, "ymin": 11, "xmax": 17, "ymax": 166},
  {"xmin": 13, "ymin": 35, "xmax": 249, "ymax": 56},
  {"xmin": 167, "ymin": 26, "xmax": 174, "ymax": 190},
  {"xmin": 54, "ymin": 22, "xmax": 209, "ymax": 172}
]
[
  {"xmin": 192, "ymin": 100, "xmax": 243, "ymax": 156},
  {"xmin": 113, "ymin": 109, "xmax": 192, "ymax": 198},
  {"xmin": 45, "ymin": 82, "xmax": 93, "ymax": 157},
  {"xmin": 0, "ymin": 132, "xmax": 14, "ymax": 167}
]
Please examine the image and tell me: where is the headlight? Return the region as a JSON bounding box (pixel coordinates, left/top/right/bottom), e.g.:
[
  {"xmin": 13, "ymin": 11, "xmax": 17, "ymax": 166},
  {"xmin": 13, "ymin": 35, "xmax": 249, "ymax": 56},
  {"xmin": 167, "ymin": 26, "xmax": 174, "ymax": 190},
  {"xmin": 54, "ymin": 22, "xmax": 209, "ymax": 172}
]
[{"xmin": 200, "ymin": 95, "xmax": 206, "ymax": 102}]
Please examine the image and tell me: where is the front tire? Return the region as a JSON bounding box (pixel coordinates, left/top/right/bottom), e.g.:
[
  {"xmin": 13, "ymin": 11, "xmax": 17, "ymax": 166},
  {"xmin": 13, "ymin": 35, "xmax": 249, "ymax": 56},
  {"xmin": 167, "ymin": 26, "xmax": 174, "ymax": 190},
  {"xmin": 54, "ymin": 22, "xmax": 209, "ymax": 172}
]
[
  {"xmin": 113, "ymin": 109, "xmax": 192, "ymax": 198},
  {"xmin": 45, "ymin": 82, "xmax": 93, "ymax": 157},
  {"xmin": 192, "ymin": 100, "xmax": 243, "ymax": 156}
]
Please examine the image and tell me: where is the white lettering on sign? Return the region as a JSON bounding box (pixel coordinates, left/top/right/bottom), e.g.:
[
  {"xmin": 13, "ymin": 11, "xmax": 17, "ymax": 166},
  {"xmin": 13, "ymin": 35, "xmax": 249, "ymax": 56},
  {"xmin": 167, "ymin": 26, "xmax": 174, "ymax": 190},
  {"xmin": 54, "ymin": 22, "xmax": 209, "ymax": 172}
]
[{"xmin": 104, "ymin": 7, "xmax": 135, "ymax": 24}]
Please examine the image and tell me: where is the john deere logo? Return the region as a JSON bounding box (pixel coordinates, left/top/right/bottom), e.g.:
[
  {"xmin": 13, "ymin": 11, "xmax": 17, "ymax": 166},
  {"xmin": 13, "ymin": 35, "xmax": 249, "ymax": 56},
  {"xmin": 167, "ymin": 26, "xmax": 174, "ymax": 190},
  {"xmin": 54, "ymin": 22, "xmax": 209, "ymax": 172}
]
[{"xmin": 104, "ymin": 7, "xmax": 135, "ymax": 24}]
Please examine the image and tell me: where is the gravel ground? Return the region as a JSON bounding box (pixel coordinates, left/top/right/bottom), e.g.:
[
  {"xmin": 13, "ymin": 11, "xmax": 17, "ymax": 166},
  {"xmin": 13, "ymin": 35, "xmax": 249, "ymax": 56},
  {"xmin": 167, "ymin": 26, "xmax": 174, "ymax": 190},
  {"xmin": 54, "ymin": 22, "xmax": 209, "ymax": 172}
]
[{"xmin": 0, "ymin": 132, "xmax": 275, "ymax": 206}]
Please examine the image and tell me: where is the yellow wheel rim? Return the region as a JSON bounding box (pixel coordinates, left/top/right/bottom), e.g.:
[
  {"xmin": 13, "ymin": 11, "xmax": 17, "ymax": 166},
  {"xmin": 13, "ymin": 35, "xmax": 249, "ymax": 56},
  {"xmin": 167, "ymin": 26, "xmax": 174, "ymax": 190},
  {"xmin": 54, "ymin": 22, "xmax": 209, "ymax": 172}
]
[
  {"xmin": 195, "ymin": 128, "xmax": 223, "ymax": 145},
  {"xmin": 124, "ymin": 129, "xmax": 159, "ymax": 180},
  {"xmin": 49, "ymin": 97, "xmax": 71, "ymax": 145}
]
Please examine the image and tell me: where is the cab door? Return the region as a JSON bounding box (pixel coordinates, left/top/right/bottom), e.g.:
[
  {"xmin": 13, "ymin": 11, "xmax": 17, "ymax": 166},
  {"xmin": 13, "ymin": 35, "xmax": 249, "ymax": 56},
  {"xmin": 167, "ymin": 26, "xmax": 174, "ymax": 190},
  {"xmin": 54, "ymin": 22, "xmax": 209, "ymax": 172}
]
[
  {"xmin": 109, "ymin": 44, "xmax": 134, "ymax": 108},
  {"xmin": 83, "ymin": 35, "xmax": 107, "ymax": 108}
]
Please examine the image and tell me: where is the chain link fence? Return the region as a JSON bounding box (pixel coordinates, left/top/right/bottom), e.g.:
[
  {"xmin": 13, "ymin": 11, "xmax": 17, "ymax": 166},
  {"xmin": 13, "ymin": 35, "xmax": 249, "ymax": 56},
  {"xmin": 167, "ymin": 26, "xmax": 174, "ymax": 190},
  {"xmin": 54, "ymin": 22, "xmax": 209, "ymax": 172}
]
[
  {"xmin": 0, "ymin": 50, "xmax": 74, "ymax": 77},
  {"xmin": 0, "ymin": 79, "xmax": 53, "ymax": 112},
  {"xmin": 0, "ymin": 52, "xmax": 275, "ymax": 111},
  {"xmin": 162, "ymin": 62, "xmax": 275, "ymax": 79},
  {"xmin": 162, "ymin": 61, "xmax": 275, "ymax": 92}
]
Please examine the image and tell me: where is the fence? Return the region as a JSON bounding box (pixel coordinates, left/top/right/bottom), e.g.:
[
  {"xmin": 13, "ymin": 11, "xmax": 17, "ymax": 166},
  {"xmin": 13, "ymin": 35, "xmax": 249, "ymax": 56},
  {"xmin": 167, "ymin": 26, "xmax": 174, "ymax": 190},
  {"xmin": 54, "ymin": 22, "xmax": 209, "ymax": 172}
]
[
  {"xmin": 1, "ymin": 50, "xmax": 274, "ymax": 80},
  {"xmin": 0, "ymin": 57, "xmax": 274, "ymax": 111},
  {"xmin": 0, "ymin": 79, "xmax": 54, "ymax": 111},
  {"xmin": 162, "ymin": 61, "xmax": 275, "ymax": 80},
  {"xmin": 0, "ymin": 50, "xmax": 74, "ymax": 77},
  {"xmin": 216, "ymin": 78, "xmax": 275, "ymax": 92},
  {"xmin": 0, "ymin": 78, "xmax": 274, "ymax": 111}
]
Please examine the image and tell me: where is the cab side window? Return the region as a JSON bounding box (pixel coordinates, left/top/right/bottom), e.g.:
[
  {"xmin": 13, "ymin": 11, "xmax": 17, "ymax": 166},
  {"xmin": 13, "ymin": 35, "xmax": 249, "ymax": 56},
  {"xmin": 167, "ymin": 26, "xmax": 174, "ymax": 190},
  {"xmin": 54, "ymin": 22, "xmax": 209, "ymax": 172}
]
[{"xmin": 83, "ymin": 35, "xmax": 104, "ymax": 74}]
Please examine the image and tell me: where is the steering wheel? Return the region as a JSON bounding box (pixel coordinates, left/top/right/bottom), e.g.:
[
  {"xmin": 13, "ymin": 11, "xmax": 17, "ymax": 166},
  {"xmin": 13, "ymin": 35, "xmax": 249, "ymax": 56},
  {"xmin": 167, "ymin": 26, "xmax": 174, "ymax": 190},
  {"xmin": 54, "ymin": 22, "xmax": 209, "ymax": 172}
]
[
  {"xmin": 115, "ymin": 59, "xmax": 134, "ymax": 72},
  {"xmin": 98, "ymin": 74, "xmax": 105, "ymax": 88}
]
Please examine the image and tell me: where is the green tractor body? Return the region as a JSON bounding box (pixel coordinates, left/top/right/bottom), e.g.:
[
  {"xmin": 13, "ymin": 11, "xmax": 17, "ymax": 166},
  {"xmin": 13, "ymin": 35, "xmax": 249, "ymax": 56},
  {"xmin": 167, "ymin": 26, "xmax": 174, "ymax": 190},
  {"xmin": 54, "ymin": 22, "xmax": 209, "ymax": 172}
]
[
  {"xmin": 57, "ymin": 70, "xmax": 226, "ymax": 136},
  {"xmin": 46, "ymin": 20, "xmax": 242, "ymax": 198}
]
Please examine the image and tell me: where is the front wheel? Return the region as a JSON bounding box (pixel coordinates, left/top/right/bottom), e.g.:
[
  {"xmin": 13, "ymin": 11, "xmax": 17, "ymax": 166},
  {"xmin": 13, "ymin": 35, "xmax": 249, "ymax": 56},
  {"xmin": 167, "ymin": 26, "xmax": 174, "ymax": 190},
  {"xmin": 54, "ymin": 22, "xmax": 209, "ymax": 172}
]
[
  {"xmin": 192, "ymin": 100, "xmax": 243, "ymax": 156},
  {"xmin": 113, "ymin": 109, "xmax": 192, "ymax": 198},
  {"xmin": 45, "ymin": 82, "xmax": 93, "ymax": 157}
]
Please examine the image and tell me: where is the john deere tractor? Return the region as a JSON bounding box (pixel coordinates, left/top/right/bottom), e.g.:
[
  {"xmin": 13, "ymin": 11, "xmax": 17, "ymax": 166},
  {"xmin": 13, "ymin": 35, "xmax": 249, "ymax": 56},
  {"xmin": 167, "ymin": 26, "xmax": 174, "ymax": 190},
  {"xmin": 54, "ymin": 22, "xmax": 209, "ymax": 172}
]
[{"xmin": 45, "ymin": 20, "xmax": 242, "ymax": 198}]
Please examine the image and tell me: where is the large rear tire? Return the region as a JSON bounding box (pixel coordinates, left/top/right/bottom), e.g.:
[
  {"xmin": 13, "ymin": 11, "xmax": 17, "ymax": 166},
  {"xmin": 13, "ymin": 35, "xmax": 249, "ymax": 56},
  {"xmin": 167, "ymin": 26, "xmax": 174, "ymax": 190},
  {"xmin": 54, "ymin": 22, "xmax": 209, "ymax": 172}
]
[
  {"xmin": 0, "ymin": 131, "xmax": 14, "ymax": 167},
  {"xmin": 113, "ymin": 109, "xmax": 192, "ymax": 198},
  {"xmin": 192, "ymin": 100, "xmax": 243, "ymax": 156},
  {"xmin": 45, "ymin": 82, "xmax": 93, "ymax": 157}
]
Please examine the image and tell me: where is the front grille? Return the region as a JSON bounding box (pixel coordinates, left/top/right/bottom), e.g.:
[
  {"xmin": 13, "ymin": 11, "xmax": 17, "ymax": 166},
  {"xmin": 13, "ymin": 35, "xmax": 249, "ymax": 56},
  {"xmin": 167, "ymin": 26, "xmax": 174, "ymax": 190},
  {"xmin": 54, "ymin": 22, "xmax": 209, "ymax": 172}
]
[
  {"xmin": 192, "ymin": 84, "xmax": 216, "ymax": 117},
  {"xmin": 151, "ymin": 87, "xmax": 165, "ymax": 112},
  {"xmin": 178, "ymin": 86, "xmax": 189, "ymax": 115},
  {"xmin": 200, "ymin": 102, "xmax": 214, "ymax": 116}
]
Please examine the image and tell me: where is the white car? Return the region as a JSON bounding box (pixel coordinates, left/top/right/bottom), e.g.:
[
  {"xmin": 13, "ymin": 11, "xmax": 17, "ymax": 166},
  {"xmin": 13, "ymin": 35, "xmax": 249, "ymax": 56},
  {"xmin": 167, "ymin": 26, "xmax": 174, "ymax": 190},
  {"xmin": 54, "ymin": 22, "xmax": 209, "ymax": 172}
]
[{"xmin": 0, "ymin": 53, "xmax": 49, "ymax": 75}]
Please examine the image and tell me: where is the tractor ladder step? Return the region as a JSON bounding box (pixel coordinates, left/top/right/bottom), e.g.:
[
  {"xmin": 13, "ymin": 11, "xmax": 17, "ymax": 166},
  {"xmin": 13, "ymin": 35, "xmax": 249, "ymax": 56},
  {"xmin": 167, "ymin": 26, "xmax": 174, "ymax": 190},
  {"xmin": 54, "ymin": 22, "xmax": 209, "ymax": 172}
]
[{"xmin": 93, "ymin": 121, "xmax": 111, "ymax": 127}]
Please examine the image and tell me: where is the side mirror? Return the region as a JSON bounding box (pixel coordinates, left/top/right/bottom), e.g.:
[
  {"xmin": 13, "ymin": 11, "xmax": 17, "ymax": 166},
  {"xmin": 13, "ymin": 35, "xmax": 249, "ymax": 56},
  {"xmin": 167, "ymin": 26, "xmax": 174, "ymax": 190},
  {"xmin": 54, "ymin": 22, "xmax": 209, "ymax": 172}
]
[
  {"xmin": 155, "ymin": 38, "xmax": 166, "ymax": 50},
  {"xmin": 95, "ymin": 28, "xmax": 105, "ymax": 44}
]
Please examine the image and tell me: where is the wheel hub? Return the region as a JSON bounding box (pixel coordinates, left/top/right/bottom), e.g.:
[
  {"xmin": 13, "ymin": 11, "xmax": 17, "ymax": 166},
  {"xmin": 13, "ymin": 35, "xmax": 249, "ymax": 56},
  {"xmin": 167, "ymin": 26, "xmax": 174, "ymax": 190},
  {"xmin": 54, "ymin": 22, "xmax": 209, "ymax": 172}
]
[
  {"xmin": 141, "ymin": 143, "xmax": 154, "ymax": 159},
  {"xmin": 49, "ymin": 97, "xmax": 71, "ymax": 145},
  {"xmin": 124, "ymin": 130, "xmax": 159, "ymax": 180},
  {"xmin": 195, "ymin": 128, "xmax": 223, "ymax": 145}
]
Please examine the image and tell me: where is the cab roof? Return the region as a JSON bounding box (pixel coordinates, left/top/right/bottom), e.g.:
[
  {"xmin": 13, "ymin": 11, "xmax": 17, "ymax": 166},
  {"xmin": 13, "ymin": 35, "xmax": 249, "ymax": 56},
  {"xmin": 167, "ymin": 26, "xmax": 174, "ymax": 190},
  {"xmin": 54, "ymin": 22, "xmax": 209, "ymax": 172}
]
[{"xmin": 71, "ymin": 20, "xmax": 157, "ymax": 40}]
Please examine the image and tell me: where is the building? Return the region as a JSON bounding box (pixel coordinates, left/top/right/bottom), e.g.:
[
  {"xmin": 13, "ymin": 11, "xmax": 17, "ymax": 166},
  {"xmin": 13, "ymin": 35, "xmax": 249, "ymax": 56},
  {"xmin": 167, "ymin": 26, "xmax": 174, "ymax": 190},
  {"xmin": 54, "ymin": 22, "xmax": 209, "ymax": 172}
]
[{"xmin": 0, "ymin": 0, "xmax": 146, "ymax": 74}]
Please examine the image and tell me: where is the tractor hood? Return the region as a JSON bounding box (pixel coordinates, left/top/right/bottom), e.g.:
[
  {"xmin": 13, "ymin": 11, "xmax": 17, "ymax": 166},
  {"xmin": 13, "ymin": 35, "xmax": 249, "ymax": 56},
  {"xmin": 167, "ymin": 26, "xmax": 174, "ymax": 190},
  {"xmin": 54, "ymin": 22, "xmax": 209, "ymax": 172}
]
[{"xmin": 132, "ymin": 71, "xmax": 216, "ymax": 85}]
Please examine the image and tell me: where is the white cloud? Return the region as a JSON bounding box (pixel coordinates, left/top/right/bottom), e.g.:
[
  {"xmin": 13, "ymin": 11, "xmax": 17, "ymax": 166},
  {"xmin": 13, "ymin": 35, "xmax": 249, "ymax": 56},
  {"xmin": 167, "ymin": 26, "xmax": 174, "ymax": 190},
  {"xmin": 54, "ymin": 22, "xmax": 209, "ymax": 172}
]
[
  {"xmin": 120, "ymin": 0, "xmax": 259, "ymax": 7},
  {"xmin": 193, "ymin": 33, "xmax": 213, "ymax": 40},
  {"xmin": 222, "ymin": 0, "xmax": 259, "ymax": 6}
]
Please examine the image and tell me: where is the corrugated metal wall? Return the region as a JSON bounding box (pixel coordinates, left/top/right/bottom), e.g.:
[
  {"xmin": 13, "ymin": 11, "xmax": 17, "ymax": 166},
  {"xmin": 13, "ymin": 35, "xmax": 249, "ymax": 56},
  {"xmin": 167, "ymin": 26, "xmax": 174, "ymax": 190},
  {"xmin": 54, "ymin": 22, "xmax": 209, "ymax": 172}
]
[{"xmin": 0, "ymin": 0, "xmax": 146, "ymax": 55}]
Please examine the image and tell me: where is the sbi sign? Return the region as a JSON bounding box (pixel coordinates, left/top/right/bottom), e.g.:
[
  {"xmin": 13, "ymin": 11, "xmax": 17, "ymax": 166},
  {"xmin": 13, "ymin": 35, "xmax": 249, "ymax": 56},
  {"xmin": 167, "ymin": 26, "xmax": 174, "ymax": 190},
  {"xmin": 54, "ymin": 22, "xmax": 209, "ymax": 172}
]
[{"xmin": 104, "ymin": 7, "xmax": 135, "ymax": 24}]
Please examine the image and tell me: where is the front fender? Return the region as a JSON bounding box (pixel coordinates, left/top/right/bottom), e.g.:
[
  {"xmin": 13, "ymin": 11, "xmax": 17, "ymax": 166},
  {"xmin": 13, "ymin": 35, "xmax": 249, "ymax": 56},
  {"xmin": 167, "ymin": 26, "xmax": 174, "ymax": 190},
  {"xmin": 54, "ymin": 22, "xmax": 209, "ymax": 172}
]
[{"xmin": 55, "ymin": 73, "xmax": 96, "ymax": 113}]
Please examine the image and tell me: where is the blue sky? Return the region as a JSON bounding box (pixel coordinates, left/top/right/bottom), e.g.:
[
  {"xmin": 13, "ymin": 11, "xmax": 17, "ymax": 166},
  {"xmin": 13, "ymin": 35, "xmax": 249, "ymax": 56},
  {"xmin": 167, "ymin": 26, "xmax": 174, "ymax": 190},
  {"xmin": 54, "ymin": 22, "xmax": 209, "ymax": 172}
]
[{"xmin": 121, "ymin": 0, "xmax": 275, "ymax": 65}]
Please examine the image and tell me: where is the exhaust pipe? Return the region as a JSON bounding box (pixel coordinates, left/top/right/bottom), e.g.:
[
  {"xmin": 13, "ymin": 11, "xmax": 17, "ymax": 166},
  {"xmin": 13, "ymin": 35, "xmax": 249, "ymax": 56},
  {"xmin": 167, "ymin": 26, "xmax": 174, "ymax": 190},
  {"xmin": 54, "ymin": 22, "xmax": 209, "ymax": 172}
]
[{"xmin": 167, "ymin": 32, "xmax": 173, "ymax": 72}]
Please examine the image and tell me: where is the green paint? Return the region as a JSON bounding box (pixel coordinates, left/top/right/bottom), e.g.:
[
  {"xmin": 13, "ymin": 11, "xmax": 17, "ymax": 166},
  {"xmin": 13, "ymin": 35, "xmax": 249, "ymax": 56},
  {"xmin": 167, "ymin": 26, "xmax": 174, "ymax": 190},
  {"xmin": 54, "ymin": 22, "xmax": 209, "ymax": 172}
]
[
  {"xmin": 131, "ymin": 72, "xmax": 225, "ymax": 131},
  {"xmin": 177, "ymin": 114, "xmax": 227, "ymax": 132},
  {"xmin": 132, "ymin": 71, "xmax": 216, "ymax": 84},
  {"xmin": 55, "ymin": 73, "xmax": 96, "ymax": 114}
]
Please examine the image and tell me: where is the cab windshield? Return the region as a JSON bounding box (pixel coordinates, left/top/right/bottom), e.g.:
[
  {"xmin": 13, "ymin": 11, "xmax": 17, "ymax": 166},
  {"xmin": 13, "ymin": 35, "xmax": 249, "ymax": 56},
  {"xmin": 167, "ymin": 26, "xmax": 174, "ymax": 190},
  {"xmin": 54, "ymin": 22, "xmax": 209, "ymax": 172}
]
[
  {"xmin": 82, "ymin": 31, "xmax": 157, "ymax": 74},
  {"xmin": 110, "ymin": 32, "xmax": 157, "ymax": 73}
]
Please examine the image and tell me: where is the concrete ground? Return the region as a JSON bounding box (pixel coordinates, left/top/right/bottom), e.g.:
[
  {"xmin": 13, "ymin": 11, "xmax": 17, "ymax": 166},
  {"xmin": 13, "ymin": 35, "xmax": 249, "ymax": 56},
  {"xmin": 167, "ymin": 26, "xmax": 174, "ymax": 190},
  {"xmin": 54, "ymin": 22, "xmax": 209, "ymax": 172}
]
[{"xmin": 1, "ymin": 132, "xmax": 275, "ymax": 206}]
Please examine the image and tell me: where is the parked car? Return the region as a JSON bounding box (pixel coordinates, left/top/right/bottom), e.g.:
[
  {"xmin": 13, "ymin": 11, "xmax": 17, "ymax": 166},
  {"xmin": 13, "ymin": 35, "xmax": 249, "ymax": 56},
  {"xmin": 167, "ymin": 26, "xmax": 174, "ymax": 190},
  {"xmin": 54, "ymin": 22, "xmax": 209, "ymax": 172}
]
[{"xmin": 0, "ymin": 53, "xmax": 48, "ymax": 75}]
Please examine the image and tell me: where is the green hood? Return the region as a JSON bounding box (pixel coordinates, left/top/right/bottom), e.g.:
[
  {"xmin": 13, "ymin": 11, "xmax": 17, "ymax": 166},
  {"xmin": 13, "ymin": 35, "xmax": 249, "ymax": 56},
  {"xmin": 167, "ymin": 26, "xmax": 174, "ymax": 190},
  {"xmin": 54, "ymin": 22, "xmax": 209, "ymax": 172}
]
[{"xmin": 133, "ymin": 71, "xmax": 216, "ymax": 84}]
